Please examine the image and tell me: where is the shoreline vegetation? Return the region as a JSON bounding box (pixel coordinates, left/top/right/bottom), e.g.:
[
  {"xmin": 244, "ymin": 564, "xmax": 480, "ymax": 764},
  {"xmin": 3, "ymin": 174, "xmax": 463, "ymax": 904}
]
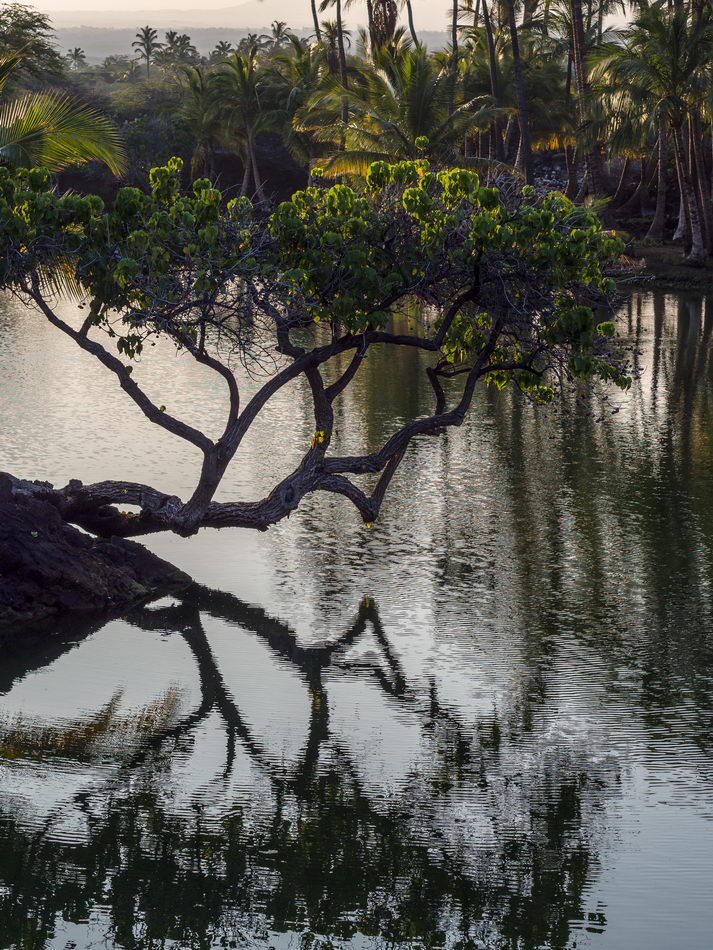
[{"xmin": 4, "ymin": 1, "xmax": 713, "ymax": 274}]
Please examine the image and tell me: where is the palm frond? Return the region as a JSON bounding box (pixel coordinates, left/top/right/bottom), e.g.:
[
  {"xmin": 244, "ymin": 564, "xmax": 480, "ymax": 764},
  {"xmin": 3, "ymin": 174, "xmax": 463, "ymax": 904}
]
[{"xmin": 0, "ymin": 91, "xmax": 126, "ymax": 175}]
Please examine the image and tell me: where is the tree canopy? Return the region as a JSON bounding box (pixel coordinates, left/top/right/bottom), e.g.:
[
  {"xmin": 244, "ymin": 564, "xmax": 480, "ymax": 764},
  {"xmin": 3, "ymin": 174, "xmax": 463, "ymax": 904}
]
[
  {"xmin": 0, "ymin": 3, "xmax": 65, "ymax": 82},
  {"xmin": 1, "ymin": 157, "xmax": 628, "ymax": 539}
]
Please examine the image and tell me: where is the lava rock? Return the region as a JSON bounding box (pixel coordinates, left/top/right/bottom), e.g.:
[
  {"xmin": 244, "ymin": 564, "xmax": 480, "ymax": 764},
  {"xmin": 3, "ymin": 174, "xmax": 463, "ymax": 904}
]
[{"xmin": 0, "ymin": 494, "xmax": 191, "ymax": 632}]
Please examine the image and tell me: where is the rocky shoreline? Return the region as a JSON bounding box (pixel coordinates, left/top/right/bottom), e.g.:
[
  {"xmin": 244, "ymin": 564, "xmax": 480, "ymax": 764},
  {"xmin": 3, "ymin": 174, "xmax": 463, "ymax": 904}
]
[{"xmin": 0, "ymin": 478, "xmax": 191, "ymax": 635}]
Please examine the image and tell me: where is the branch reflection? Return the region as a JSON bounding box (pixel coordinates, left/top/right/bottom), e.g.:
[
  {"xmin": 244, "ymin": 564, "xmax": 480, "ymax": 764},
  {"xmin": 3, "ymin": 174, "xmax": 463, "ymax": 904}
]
[{"xmin": 0, "ymin": 587, "xmax": 613, "ymax": 950}]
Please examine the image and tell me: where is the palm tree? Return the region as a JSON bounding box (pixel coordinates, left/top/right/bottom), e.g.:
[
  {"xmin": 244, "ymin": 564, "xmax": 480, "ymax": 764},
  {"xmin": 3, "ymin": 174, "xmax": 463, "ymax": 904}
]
[
  {"xmin": 268, "ymin": 35, "xmax": 327, "ymax": 168},
  {"xmin": 319, "ymin": 20, "xmax": 351, "ymax": 76},
  {"xmin": 480, "ymin": 0, "xmax": 504, "ymax": 160},
  {"xmin": 320, "ymin": 0, "xmax": 349, "ymax": 100},
  {"xmin": 211, "ymin": 40, "xmax": 235, "ymax": 62},
  {"xmin": 302, "ymin": 45, "xmax": 495, "ymax": 175},
  {"xmin": 269, "ymin": 21, "xmax": 292, "ymax": 49},
  {"xmin": 155, "ymin": 32, "xmax": 199, "ymax": 70},
  {"xmin": 67, "ymin": 48, "xmax": 87, "ymax": 72},
  {"xmin": 212, "ymin": 47, "xmax": 270, "ymax": 200},
  {"xmin": 181, "ymin": 65, "xmax": 221, "ymax": 181},
  {"xmin": 132, "ymin": 25, "xmax": 163, "ymax": 80},
  {"xmin": 595, "ymin": 4, "xmax": 713, "ymax": 264},
  {"xmin": 237, "ymin": 32, "xmax": 272, "ymax": 54},
  {"xmin": 0, "ymin": 53, "xmax": 125, "ymax": 174}
]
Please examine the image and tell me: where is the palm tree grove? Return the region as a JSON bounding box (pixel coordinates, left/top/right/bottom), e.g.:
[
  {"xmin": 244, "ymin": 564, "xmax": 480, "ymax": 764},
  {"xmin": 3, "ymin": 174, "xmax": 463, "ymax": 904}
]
[{"xmin": 0, "ymin": 2, "xmax": 712, "ymax": 949}]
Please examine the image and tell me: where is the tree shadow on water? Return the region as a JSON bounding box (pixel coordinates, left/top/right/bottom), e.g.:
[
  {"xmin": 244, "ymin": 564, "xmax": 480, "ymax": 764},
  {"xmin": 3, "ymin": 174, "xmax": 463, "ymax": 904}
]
[{"xmin": 0, "ymin": 586, "xmax": 611, "ymax": 950}]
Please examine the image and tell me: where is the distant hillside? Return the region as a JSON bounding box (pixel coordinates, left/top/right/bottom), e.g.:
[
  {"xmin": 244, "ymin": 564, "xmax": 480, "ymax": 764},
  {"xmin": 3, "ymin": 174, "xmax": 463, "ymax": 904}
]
[
  {"xmin": 44, "ymin": 3, "xmax": 314, "ymax": 30},
  {"xmin": 43, "ymin": 1, "xmax": 450, "ymax": 31}
]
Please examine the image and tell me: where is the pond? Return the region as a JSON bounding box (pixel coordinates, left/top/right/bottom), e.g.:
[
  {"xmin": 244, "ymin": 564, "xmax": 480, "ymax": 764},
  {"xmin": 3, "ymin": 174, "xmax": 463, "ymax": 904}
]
[{"xmin": 0, "ymin": 289, "xmax": 712, "ymax": 950}]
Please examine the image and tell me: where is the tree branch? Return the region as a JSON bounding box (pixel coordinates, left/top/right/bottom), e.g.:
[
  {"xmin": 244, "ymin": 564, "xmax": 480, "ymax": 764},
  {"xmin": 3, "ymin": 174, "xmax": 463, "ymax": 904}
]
[{"xmin": 27, "ymin": 276, "xmax": 214, "ymax": 455}]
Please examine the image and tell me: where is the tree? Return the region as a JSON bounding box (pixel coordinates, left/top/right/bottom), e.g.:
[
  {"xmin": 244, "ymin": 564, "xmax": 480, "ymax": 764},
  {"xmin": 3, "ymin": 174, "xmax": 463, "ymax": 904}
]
[
  {"xmin": 269, "ymin": 35, "xmax": 328, "ymax": 168},
  {"xmin": 212, "ymin": 47, "xmax": 270, "ymax": 200},
  {"xmin": 237, "ymin": 32, "xmax": 271, "ymax": 54},
  {"xmin": 101, "ymin": 54, "xmax": 134, "ymax": 78},
  {"xmin": 304, "ymin": 45, "xmax": 495, "ymax": 175},
  {"xmin": 156, "ymin": 31, "xmax": 199, "ymax": 68},
  {"xmin": 66, "ymin": 47, "xmax": 87, "ymax": 72},
  {"xmin": 595, "ymin": 3, "xmax": 713, "ymax": 264},
  {"xmin": 0, "ymin": 2, "xmax": 65, "ymax": 82},
  {"xmin": 269, "ymin": 20, "xmax": 292, "ymax": 49},
  {"xmin": 318, "ymin": 20, "xmax": 352, "ymax": 76},
  {"xmin": 180, "ymin": 65, "xmax": 221, "ymax": 181},
  {"xmin": 132, "ymin": 25, "xmax": 163, "ymax": 80},
  {"xmin": 1, "ymin": 157, "xmax": 630, "ymax": 540},
  {"xmin": 0, "ymin": 53, "xmax": 126, "ymax": 173},
  {"xmin": 568, "ymin": 0, "xmax": 608, "ymax": 200},
  {"xmin": 210, "ymin": 40, "xmax": 235, "ymax": 62},
  {"xmin": 320, "ymin": 0, "xmax": 350, "ymax": 124},
  {"xmin": 504, "ymin": 0, "xmax": 534, "ymax": 183}
]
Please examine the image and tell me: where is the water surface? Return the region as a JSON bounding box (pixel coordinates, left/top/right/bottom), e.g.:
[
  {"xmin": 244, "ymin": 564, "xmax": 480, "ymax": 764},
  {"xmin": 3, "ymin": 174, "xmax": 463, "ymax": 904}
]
[{"xmin": 0, "ymin": 289, "xmax": 712, "ymax": 950}]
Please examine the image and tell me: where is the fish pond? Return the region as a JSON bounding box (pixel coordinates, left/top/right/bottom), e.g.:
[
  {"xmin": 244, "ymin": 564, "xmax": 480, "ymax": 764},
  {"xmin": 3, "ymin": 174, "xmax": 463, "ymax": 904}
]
[{"xmin": 0, "ymin": 289, "xmax": 712, "ymax": 950}]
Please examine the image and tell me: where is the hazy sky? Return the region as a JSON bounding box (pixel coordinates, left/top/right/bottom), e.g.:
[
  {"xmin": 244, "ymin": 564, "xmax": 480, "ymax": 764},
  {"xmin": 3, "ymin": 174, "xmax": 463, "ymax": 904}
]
[{"xmin": 35, "ymin": 1, "xmax": 455, "ymax": 32}]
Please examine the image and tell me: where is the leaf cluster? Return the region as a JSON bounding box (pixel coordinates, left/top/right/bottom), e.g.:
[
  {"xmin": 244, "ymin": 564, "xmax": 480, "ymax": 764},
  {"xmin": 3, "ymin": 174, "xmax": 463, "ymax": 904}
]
[{"xmin": 1, "ymin": 156, "xmax": 629, "ymax": 395}]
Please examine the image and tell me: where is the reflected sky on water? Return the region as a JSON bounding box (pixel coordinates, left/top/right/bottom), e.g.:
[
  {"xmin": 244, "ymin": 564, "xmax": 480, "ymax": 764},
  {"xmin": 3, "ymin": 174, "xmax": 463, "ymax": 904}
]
[{"xmin": 0, "ymin": 289, "xmax": 712, "ymax": 950}]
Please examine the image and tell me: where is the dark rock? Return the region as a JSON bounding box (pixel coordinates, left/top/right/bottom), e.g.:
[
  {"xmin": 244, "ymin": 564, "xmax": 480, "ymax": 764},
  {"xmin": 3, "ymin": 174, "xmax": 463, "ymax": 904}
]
[{"xmin": 0, "ymin": 495, "xmax": 191, "ymax": 632}]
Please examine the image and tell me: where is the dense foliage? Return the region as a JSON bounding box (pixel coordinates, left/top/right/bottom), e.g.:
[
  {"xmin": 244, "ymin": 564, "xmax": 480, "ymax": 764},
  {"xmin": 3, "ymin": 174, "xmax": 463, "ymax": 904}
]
[{"xmin": 4, "ymin": 2, "xmax": 713, "ymax": 260}]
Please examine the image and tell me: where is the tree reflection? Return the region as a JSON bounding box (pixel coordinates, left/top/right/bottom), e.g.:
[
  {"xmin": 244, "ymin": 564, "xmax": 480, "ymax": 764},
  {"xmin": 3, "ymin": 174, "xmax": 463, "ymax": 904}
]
[
  {"xmin": 0, "ymin": 587, "xmax": 610, "ymax": 950},
  {"xmin": 7, "ymin": 290, "xmax": 713, "ymax": 950}
]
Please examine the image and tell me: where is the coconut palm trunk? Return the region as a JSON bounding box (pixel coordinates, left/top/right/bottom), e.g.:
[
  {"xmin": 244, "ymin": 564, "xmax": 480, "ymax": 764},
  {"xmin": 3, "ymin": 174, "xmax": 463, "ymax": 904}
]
[
  {"xmin": 690, "ymin": 112, "xmax": 713, "ymax": 252},
  {"xmin": 336, "ymin": 0, "xmax": 349, "ymax": 124},
  {"xmin": 570, "ymin": 0, "xmax": 606, "ymax": 199},
  {"xmin": 248, "ymin": 134, "xmax": 266, "ymax": 202},
  {"xmin": 672, "ymin": 120, "xmax": 706, "ymax": 265},
  {"xmin": 506, "ymin": 0, "xmax": 533, "ymax": 184},
  {"xmin": 311, "ymin": 0, "xmax": 322, "ymax": 41},
  {"xmin": 646, "ymin": 129, "xmax": 668, "ymax": 242},
  {"xmin": 481, "ymin": 0, "xmax": 504, "ymax": 161},
  {"xmin": 405, "ymin": 0, "xmax": 419, "ymax": 44},
  {"xmin": 366, "ymin": 0, "xmax": 376, "ymax": 48},
  {"xmin": 565, "ymin": 145, "xmax": 579, "ymax": 198},
  {"xmin": 611, "ymin": 157, "xmax": 633, "ymax": 207},
  {"xmin": 448, "ymin": 0, "xmax": 458, "ymax": 115},
  {"xmin": 240, "ymin": 147, "xmax": 252, "ymax": 196}
]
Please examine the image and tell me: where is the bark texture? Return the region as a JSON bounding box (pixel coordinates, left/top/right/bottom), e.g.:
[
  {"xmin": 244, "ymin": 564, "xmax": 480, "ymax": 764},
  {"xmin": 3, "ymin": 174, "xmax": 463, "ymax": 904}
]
[{"xmin": 0, "ymin": 477, "xmax": 190, "ymax": 631}]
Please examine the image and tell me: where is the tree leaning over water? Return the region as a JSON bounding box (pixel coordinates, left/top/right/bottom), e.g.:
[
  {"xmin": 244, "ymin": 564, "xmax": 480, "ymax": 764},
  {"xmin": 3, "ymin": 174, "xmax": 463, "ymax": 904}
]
[{"xmin": 1, "ymin": 156, "xmax": 630, "ymax": 539}]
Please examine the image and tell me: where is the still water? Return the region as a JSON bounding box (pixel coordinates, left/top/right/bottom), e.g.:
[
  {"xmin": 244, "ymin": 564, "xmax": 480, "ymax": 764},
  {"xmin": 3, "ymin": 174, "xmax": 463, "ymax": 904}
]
[{"xmin": 0, "ymin": 290, "xmax": 712, "ymax": 950}]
